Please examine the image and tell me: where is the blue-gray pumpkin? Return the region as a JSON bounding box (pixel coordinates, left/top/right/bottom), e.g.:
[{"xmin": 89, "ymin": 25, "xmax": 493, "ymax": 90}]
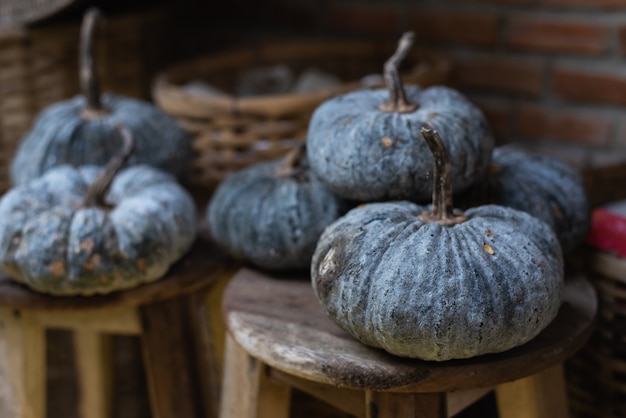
[
  {"xmin": 311, "ymin": 128, "xmax": 564, "ymax": 361},
  {"xmin": 306, "ymin": 32, "xmax": 494, "ymax": 202},
  {"xmin": 458, "ymin": 145, "xmax": 590, "ymax": 253},
  {"xmin": 0, "ymin": 128, "xmax": 197, "ymax": 295},
  {"xmin": 207, "ymin": 144, "xmax": 347, "ymax": 271},
  {"xmin": 10, "ymin": 8, "xmax": 191, "ymax": 186}
]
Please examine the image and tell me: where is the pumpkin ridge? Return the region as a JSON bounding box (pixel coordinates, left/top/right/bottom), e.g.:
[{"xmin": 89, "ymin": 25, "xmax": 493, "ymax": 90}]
[
  {"xmin": 210, "ymin": 173, "xmax": 272, "ymax": 255},
  {"xmin": 458, "ymin": 218, "xmax": 520, "ymax": 330},
  {"xmin": 243, "ymin": 179, "xmax": 283, "ymax": 262},
  {"xmin": 445, "ymin": 225, "xmax": 492, "ymax": 351},
  {"xmin": 474, "ymin": 146, "xmax": 589, "ymax": 252},
  {"xmin": 368, "ymin": 221, "xmax": 445, "ymax": 351}
]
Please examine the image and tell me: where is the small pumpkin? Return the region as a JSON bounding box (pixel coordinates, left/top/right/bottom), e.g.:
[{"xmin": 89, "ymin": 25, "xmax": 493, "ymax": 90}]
[
  {"xmin": 206, "ymin": 144, "xmax": 347, "ymax": 271},
  {"xmin": 0, "ymin": 126, "xmax": 197, "ymax": 295},
  {"xmin": 10, "ymin": 8, "xmax": 191, "ymax": 186},
  {"xmin": 457, "ymin": 145, "xmax": 590, "ymax": 253},
  {"xmin": 306, "ymin": 32, "xmax": 494, "ymax": 202},
  {"xmin": 311, "ymin": 127, "xmax": 563, "ymax": 361}
]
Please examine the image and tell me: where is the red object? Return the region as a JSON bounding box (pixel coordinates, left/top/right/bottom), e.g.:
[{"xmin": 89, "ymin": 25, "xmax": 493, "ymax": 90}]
[{"xmin": 587, "ymin": 206, "xmax": 626, "ymax": 258}]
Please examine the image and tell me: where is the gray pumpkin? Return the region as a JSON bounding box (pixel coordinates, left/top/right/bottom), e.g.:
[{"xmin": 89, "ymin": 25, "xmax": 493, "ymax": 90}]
[
  {"xmin": 10, "ymin": 8, "xmax": 191, "ymax": 186},
  {"xmin": 311, "ymin": 128, "xmax": 563, "ymax": 361},
  {"xmin": 0, "ymin": 159, "xmax": 197, "ymax": 295},
  {"xmin": 207, "ymin": 145, "xmax": 347, "ymax": 271},
  {"xmin": 458, "ymin": 145, "xmax": 590, "ymax": 253},
  {"xmin": 306, "ymin": 33, "xmax": 493, "ymax": 202}
]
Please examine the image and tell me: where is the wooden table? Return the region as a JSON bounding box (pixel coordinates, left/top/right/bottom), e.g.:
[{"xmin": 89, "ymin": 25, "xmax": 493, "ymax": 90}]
[
  {"xmin": 221, "ymin": 269, "xmax": 597, "ymax": 418},
  {"xmin": 0, "ymin": 238, "xmax": 239, "ymax": 418}
]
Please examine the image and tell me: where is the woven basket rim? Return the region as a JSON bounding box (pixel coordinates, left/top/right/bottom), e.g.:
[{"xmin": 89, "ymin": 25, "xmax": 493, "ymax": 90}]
[{"xmin": 152, "ymin": 38, "xmax": 451, "ymax": 117}]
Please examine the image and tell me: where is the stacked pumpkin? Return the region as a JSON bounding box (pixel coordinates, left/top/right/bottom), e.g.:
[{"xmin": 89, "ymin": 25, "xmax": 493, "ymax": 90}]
[
  {"xmin": 0, "ymin": 9, "xmax": 197, "ymax": 295},
  {"xmin": 208, "ymin": 32, "xmax": 589, "ymax": 361}
]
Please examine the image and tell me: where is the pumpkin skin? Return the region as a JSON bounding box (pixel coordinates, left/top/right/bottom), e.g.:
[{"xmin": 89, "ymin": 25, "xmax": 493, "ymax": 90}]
[
  {"xmin": 10, "ymin": 93, "xmax": 191, "ymax": 185},
  {"xmin": 306, "ymin": 85, "xmax": 494, "ymax": 201},
  {"xmin": 207, "ymin": 151, "xmax": 347, "ymax": 271},
  {"xmin": 0, "ymin": 164, "xmax": 197, "ymax": 295},
  {"xmin": 458, "ymin": 145, "xmax": 589, "ymax": 253},
  {"xmin": 311, "ymin": 201, "xmax": 564, "ymax": 361}
]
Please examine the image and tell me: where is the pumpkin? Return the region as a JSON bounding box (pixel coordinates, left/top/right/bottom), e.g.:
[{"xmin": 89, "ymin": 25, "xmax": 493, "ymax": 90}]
[
  {"xmin": 10, "ymin": 8, "xmax": 191, "ymax": 186},
  {"xmin": 457, "ymin": 145, "xmax": 589, "ymax": 253},
  {"xmin": 306, "ymin": 32, "xmax": 494, "ymax": 202},
  {"xmin": 311, "ymin": 127, "xmax": 563, "ymax": 361},
  {"xmin": 0, "ymin": 126, "xmax": 197, "ymax": 295},
  {"xmin": 206, "ymin": 144, "xmax": 347, "ymax": 271}
]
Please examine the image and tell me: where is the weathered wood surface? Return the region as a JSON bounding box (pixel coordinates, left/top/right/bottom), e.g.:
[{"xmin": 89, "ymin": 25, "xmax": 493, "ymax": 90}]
[
  {"xmin": 219, "ymin": 334, "xmax": 291, "ymax": 418},
  {"xmin": 223, "ymin": 269, "xmax": 597, "ymax": 393},
  {"xmin": 496, "ymin": 365, "xmax": 570, "ymax": 418},
  {"xmin": 0, "ymin": 238, "xmax": 239, "ymax": 310}
]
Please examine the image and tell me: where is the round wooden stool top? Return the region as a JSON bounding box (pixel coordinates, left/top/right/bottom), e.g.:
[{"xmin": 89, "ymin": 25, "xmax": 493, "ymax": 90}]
[
  {"xmin": 0, "ymin": 238, "xmax": 239, "ymax": 310},
  {"xmin": 223, "ymin": 268, "xmax": 597, "ymax": 393}
]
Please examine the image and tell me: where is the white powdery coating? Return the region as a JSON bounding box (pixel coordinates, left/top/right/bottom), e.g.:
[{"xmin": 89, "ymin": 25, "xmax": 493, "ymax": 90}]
[
  {"xmin": 0, "ymin": 165, "xmax": 197, "ymax": 295},
  {"xmin": 312, "ymin": 201, "xmax": 564, "ymax": 361}
]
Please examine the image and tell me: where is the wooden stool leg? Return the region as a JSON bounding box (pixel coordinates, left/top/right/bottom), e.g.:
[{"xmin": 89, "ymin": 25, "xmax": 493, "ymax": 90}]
[
  {"xmin": 365, "ymin": 391, "xmax": 447, "ymax": 418},
  {"xmin": 496, "ymin": 364, "xmax": 570, "ymax": 418},
  {"xmin": 140, "ymin": 290, "xmax": 220, "ymax": 418},
  {"xmin": 219, "ymin": 334, "xmax": 291, "ymax": 418},
  {"xmin": 74, "ymin": 330, "xmax": 113, "ymax": 418},
  {"xmin": 0, "ymin": 308, "xmax": 46, "ymax": 418}
]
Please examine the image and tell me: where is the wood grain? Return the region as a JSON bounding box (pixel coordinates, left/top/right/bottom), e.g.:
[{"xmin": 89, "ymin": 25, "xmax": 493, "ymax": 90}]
[{"xmin": 223, "ymin": 268, "xmax": 597, "ymax": 393}]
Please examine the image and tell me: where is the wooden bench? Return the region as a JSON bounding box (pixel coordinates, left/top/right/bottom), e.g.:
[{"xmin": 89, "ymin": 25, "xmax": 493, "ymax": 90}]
[
  {"xmin": 0, "ymin": 238, "xmax": 238, "ymax": 418},
  {"xmin": 220, "ymin": 269, "xmax": 597, "ymax": 418}
]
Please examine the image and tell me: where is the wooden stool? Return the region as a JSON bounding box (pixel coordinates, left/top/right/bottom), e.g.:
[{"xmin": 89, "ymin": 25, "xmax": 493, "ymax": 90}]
[
  {"xmin": 0, "ymin": 239, "xmax": 237, "ymax": 418},
  {"xmin": 220, "ymin": 269, "xmax": 597, "ymax": 418}
]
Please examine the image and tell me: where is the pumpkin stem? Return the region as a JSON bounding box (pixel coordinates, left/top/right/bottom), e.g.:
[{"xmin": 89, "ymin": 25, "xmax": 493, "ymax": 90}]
[
  {"xmin": 379, "ymin": 32, "xmax": 418, "ymax": 114},
  {"xmin": 275, "ymin": 142, "xmax": 307, "ymax": 178},
  {"xmin": 80, "ymin": 8, "xmax": 108, "ymax": 119},
  {"xmin": 418, "ymin": 127, "xmax": 467, "ymax": 225},
  {"xmin": 83, "ymin": 125, "xmax": 134, "ymax": 208}
]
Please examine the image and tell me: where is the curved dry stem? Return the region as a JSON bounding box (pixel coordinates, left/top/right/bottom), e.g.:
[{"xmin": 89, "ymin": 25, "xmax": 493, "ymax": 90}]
[
  {"xmin": 79, "ymin": 8, "xmax": 109, "ymax": 118},
  {"xmin": 418, "ymin": 127, "xmax": 467, "ymax": 225},
  {"xmin": 83, "ymin": 125, "xmax": 134, "ymax": 208},
  {"xmin": 275, "ymin": 142, "xmax": 307, "ymax": 178},
  {"xmin": 379, "ymin": 31, "xmax": 418, "ymax": 113}
]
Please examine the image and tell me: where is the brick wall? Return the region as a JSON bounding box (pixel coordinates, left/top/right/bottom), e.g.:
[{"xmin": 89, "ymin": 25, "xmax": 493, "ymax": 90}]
[{"xmin": 263, "ymin": 0, "xmax": 626, "ymax": 163}]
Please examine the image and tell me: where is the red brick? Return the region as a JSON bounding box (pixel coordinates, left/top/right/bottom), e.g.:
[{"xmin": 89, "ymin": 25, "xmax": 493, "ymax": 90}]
[
  {"xmin": 452, "ymin": 56, "xmax": 544, "ymax": 96},
  {"xmin": 554, "ymin": 66, "xmax": 626, "ymax": 106},
  {"xmin": 408, "ymin": 11, "xmax": 499, "ymax": 47},
  {"xmin": 327, "ymin": 5, "xmax": 399, "ymax": 35},
  {"xmin": 471, "ymin": 98, "xmax": 514, "ymax": 141},
  {"xmin": 620, "ymin": 26, "xmax": 626, "ymax": 55},
  {"xmin": 515, "ymin": 104, "xmax": 614, "ymax": 145},
  {"xmin": 543, "ymin": 0, "xmax": 626, "ymax": 8},
  {"xmin": 506, "ymin": 16, "xmax": 610, "ymax": 55}
]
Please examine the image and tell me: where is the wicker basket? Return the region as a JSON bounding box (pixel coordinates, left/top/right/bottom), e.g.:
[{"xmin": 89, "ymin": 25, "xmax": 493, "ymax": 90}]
[
  {"xmin": 0, "ymin": 5, "xmax": 170, "ymax": 194},
  {"xmin": 566, "ymin": 250, "xmax": 626, "ymax": 418},
  {"xmin": 153, "ymin": 39, "xmax": 451, "ymax": 190}
]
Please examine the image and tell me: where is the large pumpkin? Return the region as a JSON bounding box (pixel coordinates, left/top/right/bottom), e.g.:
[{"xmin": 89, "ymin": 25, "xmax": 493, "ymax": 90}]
[
  {"xmin": 457, "ymin": 145, "xmax": 589, "ymax": 253},
  {"xmin": 311, "ymin": 128, "xmax": 563, "ymax": 361},
  {"xmin": 306, "ymin": 32, "xmax": 494, "ymax": 202},
  {"xmin": 0, "ymin": 127, "xmax": 197, "ymax": 295},
  {"xmin": 10, "ymin": 8, "xmax": 191, "ymax": 186},
  {"xmin": 207, "ymin": 144, "xmax": 347, "ymax": 271}
]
